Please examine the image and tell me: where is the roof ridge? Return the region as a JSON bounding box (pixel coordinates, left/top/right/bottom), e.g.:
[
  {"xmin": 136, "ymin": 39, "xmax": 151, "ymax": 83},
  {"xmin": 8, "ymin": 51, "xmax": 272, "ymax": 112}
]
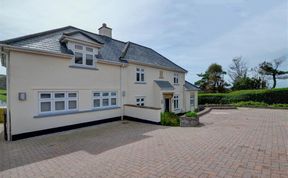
[{"xmin": 0, "ymin": 26, "xmax": 77, "ymax": 44}]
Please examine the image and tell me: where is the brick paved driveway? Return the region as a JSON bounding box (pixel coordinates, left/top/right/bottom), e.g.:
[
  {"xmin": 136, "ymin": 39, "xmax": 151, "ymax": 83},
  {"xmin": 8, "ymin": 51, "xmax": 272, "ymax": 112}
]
[{"xmin": 0, "ymin": 108, "xmax": 287, "ymax": 178}]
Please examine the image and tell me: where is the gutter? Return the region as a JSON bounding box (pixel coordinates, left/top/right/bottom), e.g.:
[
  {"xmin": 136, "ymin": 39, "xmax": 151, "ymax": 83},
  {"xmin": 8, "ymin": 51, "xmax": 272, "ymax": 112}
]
[{"xmin": 0, "ymin": 44, "xmax": 73, "ymax": 59}]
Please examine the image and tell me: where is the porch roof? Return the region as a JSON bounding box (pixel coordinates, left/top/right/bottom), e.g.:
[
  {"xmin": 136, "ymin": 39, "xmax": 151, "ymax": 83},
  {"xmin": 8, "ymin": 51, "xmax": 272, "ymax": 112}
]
[{"xmin": 154, "ymin": 80, "xmax": 174, "ymax": 90}]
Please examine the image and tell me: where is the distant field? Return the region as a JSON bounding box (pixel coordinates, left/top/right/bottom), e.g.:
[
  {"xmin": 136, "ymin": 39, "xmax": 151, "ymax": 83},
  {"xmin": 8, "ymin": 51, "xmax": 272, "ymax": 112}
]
[{"xmin": 0, "ymin": 89, "xmax": 6, "ymax": 102}]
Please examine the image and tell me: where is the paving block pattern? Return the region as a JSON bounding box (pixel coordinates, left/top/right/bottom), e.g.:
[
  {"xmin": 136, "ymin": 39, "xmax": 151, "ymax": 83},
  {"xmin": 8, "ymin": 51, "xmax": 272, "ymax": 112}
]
[{"xmin": 0, "ymin": 108, "xmax": 287, "ymax": 178}]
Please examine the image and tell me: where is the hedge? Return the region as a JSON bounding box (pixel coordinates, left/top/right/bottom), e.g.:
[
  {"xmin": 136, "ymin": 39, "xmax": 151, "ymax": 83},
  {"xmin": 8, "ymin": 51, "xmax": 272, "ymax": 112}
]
[
  {"xmin": 0, "ymin": 108, "xmax": 5, "ymax": 123},
  {"xmin": 199, "ymin": 88, "xmax": 288, "ymax": 105}
]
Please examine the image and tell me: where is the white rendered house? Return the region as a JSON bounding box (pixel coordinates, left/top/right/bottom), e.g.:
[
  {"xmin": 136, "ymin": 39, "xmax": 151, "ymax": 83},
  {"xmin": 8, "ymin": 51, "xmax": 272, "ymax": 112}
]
[{"xmin": 0, "ymin": 24, "xmax": 199, "ymax": 141}]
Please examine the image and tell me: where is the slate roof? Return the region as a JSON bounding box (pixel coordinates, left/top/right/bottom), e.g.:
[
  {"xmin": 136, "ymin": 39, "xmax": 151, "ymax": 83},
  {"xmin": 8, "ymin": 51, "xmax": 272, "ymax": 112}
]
[
  {"xmin": 184, "ymin": 81, "xmax": 200, "ymax": 91},
  {"xmin": 0, "ymin": 26, "xmax": 186, "ymax": 72},
  {"xmin": 154, "ymin": 80, "xmax": 174, "ymax": 90}
]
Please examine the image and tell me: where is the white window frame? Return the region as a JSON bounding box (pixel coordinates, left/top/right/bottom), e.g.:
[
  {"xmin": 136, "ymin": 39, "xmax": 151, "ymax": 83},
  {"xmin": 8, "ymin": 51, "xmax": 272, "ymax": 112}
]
[
  {"xmin": 190, "ymin": 95, "xmax": 195, "ymax": 107},
  {"xmin": 173, "ymin": 73, "xmax": 179, "ymax": 84},
  {"xmin": 73, "ymin": 44, "xmax": 96, "ymax": 68},
  {"xmin": 173, "ymin": 95, "xmax": 179, "ymax": 110},
  {"xmin": 136, "ymin": 68, "xmax": 145, "ymax": 82},
  {"xmin": 136, "ymin": 97, "xmax": 145, "ymax": 106},
  {"xmin": 92, "ymin": 91, "xmax": 118, "ymax": 109},
  {"xmin": 38, "ymin": 91, "xmax": 78, "ymax": 115}
]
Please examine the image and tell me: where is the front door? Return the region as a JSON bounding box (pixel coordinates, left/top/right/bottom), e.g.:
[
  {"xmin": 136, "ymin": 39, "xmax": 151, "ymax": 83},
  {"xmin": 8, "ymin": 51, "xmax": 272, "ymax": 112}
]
[{"xmin": 164, "ymin": 98, "xmax": 170, "ymax": 112}]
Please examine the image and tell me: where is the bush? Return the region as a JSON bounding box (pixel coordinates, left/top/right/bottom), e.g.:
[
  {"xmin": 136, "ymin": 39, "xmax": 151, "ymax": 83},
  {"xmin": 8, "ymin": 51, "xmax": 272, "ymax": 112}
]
[
  {"xmin": 233, "ymin": 101, "xmax": 268, "ymax": 107},
  {"xmin": 199, "ymin": 88, "xmax": 288, "ymax": 105},
  {"xmin": 270, "ymin": 104, "xmax": 288, "ymax": 108},
  {"xmin": 185, "ymin": 111, "xmax": 198, "ymax": 118},
  {"xmin": 161, "ymin": 112, "xmax": 180, "ymax": 126},
  {"xmin": 0, "ymin": 108, "xmax": 5, "ymax": 123}
]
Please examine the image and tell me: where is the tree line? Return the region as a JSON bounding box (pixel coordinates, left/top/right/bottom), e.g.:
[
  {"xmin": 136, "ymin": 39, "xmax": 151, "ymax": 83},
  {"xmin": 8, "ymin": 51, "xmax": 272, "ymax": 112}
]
[{"xmin": 195, "ymin": 56, "xmax": 288, "ymax": 93}]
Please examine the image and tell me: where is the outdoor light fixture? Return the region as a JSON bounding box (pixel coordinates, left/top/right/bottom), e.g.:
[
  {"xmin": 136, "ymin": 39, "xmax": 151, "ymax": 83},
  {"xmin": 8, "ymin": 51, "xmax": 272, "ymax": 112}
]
[{"xmin": 18, "ymin": 92, "xmax": 27, "ymax": 101}]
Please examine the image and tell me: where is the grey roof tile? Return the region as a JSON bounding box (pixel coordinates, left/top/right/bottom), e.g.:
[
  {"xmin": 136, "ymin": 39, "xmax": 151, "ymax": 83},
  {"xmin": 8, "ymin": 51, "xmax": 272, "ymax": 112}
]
[
  {"xmin": 184, "ymin": 81, "xmax": 200, "ymax": 91},
  {"xmin": 0, "ymin": 26, "xmax": 186, "ymax": 72},
  {"xmin": 154, "ymin": 80, "xmax": 174, "ymax": 90}
]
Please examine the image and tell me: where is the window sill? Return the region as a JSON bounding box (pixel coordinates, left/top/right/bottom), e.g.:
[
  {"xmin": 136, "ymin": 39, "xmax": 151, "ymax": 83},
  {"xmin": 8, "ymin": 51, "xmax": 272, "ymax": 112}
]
[
  {"xmin": 134, "ymin": 82, "xmax": 146, "ymax": 84},
  {"xmin": 173, "ymin": 83, "xmax": 179, "ymax": 86},
  {"xmin": 69, "ymin": 65, "xmax": 99, "ymax": 70},
  {"xmin": 34, "ymin": 107, "xmax": 121, "ymax": 118}
]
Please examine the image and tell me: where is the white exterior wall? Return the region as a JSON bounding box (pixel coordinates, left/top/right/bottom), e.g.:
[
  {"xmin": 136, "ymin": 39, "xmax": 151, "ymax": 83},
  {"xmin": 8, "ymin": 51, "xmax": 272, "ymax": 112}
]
[
  {"xmin": 9, "ymin": 51, "xmax": 122, "ymax": 135},
  {"xmin": 123, "ymin": 63, "xmax": 186, "ymax": 112},
  {"xmin": 124, "ymin": 105, "xmax": 161, "ymax": 123},
  {"xmin": 7, "ymin": 50, "xmax": 195, "ymax": 137}
]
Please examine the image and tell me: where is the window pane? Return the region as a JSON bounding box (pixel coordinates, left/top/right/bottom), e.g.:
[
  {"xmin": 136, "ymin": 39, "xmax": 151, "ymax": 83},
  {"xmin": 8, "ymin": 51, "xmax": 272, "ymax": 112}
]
[
  {"xmin": 40, "ymin": 93, "xmax": 51, "ymax": 99},
  {"xmin": 68, "ymin": 93, "xmax": 77, "ymax": 98},
  {"xmin": 55, "ymin": 101, "xmax": 65, "ymax": 111},
  {"xmin": 141, "ymin": 103, "xmax": 144, "ymax": 106},
  {"xmin": 102, "ymin": 92, "xmax": 109, "ymax": 97},
  {"xmin": 111, "ymin": 98, "xmax": 116, "ymax": 106},
  {"xmin": 75, "ymin": 52, "xmax": 83, "ymax": 64},
  {"xmin": 94, "ymin": 92, "xmax": 100, "ymax": 97},
  {"xmin": 141, "ymin": 73, "xmax": 144, "ymax": 81},
  {"xmin": 86, "ymin": 47, "xmax": 93, "ymax": 52},
  {"xmin": 40, "ymin": 102, "xmax": 51, "ymax": 112},
  {"xmin": 75, "ymin": 45, "xmax": 83, "ymax": 50},
  {"xmin": 136, "ymin": 73, "xmax": 140, "ymax": 81},
  {"xmin": 141, "ymin": 69, "xmax": 144, "ymax": 72},
  {"xmin": 94, "ymin": 99, "xmax": 100, "ymax": 107},
  {"xmin": 111, "ymin": 92, "xmax": 117, "ymax": 96},
  {"xmin": 68, "ymin": 100, "xmax": 77, "ymax": 109},
  {"xmin": 55, "ymin": 93, "xmax": 65, "ymax": 98},
  {"xmin": 102, "ymin": 99, "xmax": 109, "ymax": 106},
  {"xmin": 86, "ymin": 54, "xmax": 93, "ymax": 66},
  {"xmin": 136, "ymin": 98, "xmax": 140, "ymax": 102},
  {"xmin": 136, "ymin": 68, "xmax": 140, "ymax": 71}
]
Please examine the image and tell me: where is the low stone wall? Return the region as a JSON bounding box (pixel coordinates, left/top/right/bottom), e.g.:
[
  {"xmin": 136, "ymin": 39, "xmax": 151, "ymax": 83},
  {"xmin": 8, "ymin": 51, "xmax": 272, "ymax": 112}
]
[{"xmin": 180, "ymin": 116, "xmax": 199, "ymax": 127}]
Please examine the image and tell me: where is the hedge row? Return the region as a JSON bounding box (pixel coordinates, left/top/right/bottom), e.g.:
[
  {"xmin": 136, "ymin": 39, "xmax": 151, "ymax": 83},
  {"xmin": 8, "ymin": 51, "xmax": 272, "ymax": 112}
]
[
  {"xmin": 199, "ymin": 88, "xmax": 288, "ymax": 105},
  {"xmin": 0, "ymin": 108, "xmax": 5, "ymax": 123}
]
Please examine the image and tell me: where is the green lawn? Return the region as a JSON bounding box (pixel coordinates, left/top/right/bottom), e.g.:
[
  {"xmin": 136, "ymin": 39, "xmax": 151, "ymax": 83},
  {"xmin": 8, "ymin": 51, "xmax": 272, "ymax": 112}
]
[{"xmin": 0, "ymin": 89, "xmax": 6, "ymax": 102}]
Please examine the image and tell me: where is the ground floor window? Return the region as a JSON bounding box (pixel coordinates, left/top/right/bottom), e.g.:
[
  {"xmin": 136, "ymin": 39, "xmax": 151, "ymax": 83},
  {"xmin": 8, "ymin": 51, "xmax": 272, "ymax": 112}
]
[
  {"xmin": 136, "ymin": 97, "xmax": 145, "ymax": 106},
  {"xmin": 93, "ymin": 91, "xmax": 118, "ymax": 109},
  {"xmin": 190, "ymin": 95, "xmax": 195, "ymax": 107},
  {"xmin": 173, "ymin": 95, "xmax": 179, "ymax": 110},
  {"xmin": 39, "ymin": 91, "xmax": 78, "ymax": 114}
]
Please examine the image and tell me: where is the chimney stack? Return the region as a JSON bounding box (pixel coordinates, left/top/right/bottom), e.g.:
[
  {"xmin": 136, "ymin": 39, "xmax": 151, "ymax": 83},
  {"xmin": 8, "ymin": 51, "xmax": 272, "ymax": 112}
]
[{"xmin": 98, "ymin": 23, "xmax": 112, "ymax": 38}]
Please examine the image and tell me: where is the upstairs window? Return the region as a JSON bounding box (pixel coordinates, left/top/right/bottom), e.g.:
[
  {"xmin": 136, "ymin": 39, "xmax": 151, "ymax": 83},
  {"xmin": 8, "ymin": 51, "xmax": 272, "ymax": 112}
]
[
  {"xmin": 73, "ymin": 44, "xmax": 95, "ymax": 67},
  {"xmin": 159, "ymin": 70, "xmax": 164, "ymax": 79},
  {"xmin": 136, "ymin": 68, "xmax": 145, "ymax": 82},
  {"xmin": 173, "ymin": 73, "xmax": 179, "ymax": 84}
]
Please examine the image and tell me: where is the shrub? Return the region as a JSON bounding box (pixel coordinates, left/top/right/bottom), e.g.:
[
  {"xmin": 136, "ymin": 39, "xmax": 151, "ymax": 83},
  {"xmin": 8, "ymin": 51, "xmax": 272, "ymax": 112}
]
[
  {"xmin": 161, "ymin": 112, "xmax": 180, "ymax": 126},
  {"xmin": 0, "ymin": 108, "xmax": 5, "ymax": 123},
  {"xmin": 233, "ymin": 101, "xmax": 268, "ymax": 107},
  {"xmin": 185, "ymin": 111, "xmax": 198, "ymax": 118},
  {"xmin": 270, "ymin": 104, "xmax": 288, "ymax": 108},
  {"xmin": 199, "ymin": 88, "xmax": 288, "ymax": 105}
]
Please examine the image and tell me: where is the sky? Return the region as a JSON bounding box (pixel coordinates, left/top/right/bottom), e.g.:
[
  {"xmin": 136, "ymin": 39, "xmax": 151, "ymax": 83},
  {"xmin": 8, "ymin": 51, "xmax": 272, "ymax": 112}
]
[{"xmin": 0, "ymin": 0, "xmax": 288, "ymax": 87}]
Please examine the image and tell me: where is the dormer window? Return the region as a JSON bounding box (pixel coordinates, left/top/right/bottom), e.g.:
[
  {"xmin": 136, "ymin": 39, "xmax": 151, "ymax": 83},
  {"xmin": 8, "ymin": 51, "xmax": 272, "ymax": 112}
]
[{"xmin": 73, "ymin": 44, "xmax": 96, "ymax": 67}]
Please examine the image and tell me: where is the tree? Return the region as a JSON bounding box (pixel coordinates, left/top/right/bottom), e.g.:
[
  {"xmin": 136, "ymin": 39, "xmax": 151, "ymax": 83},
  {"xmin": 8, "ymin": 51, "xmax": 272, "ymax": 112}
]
[
  {"xmin": 232, "ymin": 77, "xmax": 267, "ymax": 90},
  {"xmin": 259, "ymin": 57, "xmax": 288, "ymax": 88},
  {"xmin": 228, "ymin": 57, "xmax": 248, "ymax": 83},
  {"xmin": 195, "ymin": 63, "xmax": 229, "ymax": 93}
]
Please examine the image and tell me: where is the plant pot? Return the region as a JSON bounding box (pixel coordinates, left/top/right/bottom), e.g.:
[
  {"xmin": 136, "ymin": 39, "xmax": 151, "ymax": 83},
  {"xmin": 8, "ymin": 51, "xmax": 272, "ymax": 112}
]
[{"xmin": 180, "ymin": 116, "xmax": 199, "ymax": 127}]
